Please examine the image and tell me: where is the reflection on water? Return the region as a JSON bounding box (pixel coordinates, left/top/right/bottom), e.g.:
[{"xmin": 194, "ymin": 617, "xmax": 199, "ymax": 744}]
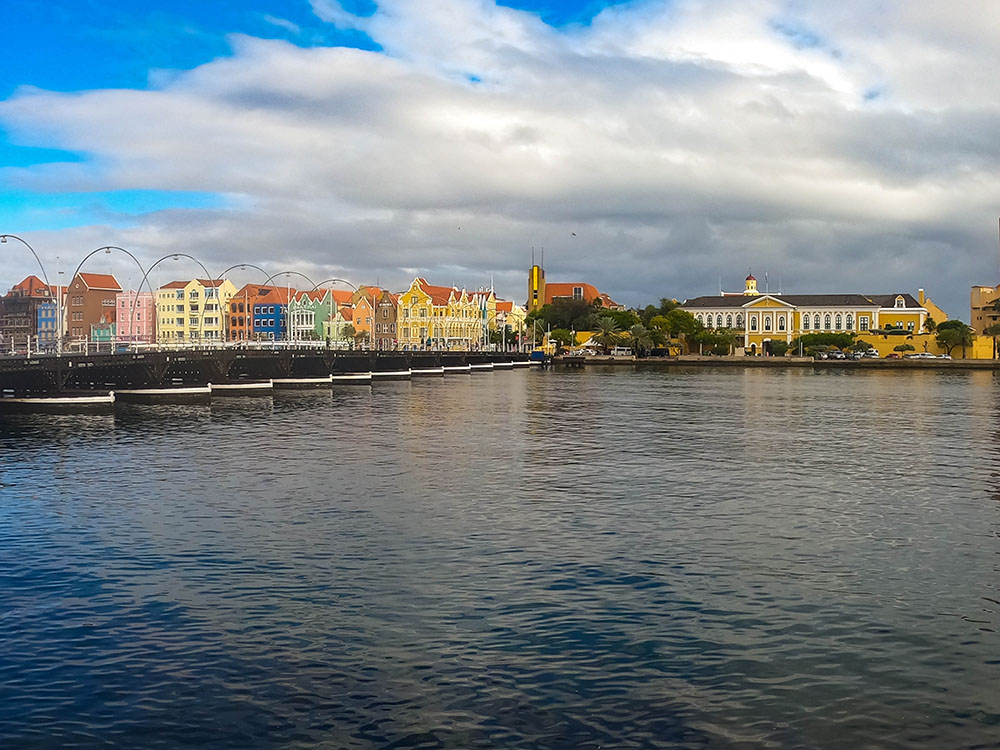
[{"xmin": 1, "ymin": 368, "xmax": 998, "ymax": 749}]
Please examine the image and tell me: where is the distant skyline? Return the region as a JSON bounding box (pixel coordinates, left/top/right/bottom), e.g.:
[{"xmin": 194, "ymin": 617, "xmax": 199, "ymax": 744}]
[{"xmin": 3, "ymin": 0, "xmax": 1000, "ymax": 317}]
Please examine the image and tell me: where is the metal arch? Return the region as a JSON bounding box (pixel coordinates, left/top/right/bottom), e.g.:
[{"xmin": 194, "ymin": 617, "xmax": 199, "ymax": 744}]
[
  {"xmin": 0, "ymin": 234, "xmax": 50, "ymax": 289},
  {"xmin": 66, "ymin": 245, "xmax": 150, "ymax": 349},
  {"xmin": 310, "ymin": 278, "xmax": 358, "ymax": 292},
  {"xmin": 133, "ymin": 253, "xmax": 214, "ymax": 346},
  {"xmin": 213, "ymin": 263, "xmax": 272, "ymax": 343},
  {"xmin": 260, "ymin": 270, "xmax": 317, "ymax": 292}
]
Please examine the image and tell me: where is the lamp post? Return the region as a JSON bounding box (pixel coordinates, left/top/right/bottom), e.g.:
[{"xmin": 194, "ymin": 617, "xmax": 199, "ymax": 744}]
[{"xmin": 214, "ymin": 263, "xmax": 271, "ymax": 343}]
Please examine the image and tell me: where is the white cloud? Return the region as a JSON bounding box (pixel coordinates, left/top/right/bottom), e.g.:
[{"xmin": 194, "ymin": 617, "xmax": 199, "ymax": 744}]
[{"xmin": 2, "ymin": 0, "xmax": 1000, "ymax": 316}]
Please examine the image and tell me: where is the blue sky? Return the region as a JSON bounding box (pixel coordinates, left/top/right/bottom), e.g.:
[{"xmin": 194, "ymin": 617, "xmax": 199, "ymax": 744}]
[
  {"xmin": 1, "ymin": 0, "xmax": 628, "ymax": 230},
  {"xmin": 2, "ymin": 0, "xmax": 998, "ymax": 317}
]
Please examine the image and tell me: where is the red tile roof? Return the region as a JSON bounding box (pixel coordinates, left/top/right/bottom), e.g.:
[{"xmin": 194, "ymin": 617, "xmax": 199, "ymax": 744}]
[
  {"xmin": 78, "ymin": 272, "xmax": 122, "ymax": 291},
  {"xmin": 330, "ymin": 289, "xmax": 354, "ymax": 306},
  {"xmin": 9, "ymin": 275, "xmax": 52, "ymax": 298}
]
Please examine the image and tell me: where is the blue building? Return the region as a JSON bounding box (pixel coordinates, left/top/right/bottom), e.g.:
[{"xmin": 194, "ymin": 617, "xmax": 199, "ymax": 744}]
[
  {"xmin": 252, "ymin": 289, "xmax": 289, "ymax": 341},
  {"xmin": 36, "ymin": 301, "xmax": 58, "ymax": 350}
]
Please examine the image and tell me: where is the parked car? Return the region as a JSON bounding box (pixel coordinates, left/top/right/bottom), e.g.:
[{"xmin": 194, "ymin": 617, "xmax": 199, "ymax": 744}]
[
  {"xmin": 828, "ymin": 350, "xmax": 846, "ymax": 360},
  {"xmin": 937, "ymin": 354, "xmax": 953, "ymax": 360},
  {"xmin": 863, "ymin": 350, "xmax": 879, "ymax": 358},
  {"xmin": 904, "ymin": 352, "xmax": 936, "ymax": 359},
  {"xmin": 885, "ymin": 353, "xmax": 900, "ymax": 359},
  {"xmin": 814, "ymin": 351, "xmax": 829, "ymax": 359}
]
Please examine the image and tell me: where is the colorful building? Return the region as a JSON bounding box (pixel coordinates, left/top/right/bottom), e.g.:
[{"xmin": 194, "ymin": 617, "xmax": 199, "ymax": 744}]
[
  {"xmin": 323, "ymin": 306, "xmax": 355, "ymax": 344},
  {"xmin": 681, "ymin": 274, "xmax": 941, "ymax": 355},
  {"xmin": 156, "ymin": 278, "xmax": 236, "ymax": 343},
  {"xmin": 0, "ymin": 275, "xmax": 57, "ymax": 349},
  {"xmin": 527, "ymin": 263, "xmax": 623, "ymax": 313},
  {"xmin": 115, "ymin": 291, "xmax": 156, "ymax": 343},
  {"xmin": 251, "ymin": 287, "xmax": 293, "ymax": 341},
  {"xmin": 288, "ymin": 289, "xmax": 336, "ymax": 341},
  {"xmin": 397, "ymin": 278, "xmax": 487, "ymax": 349},
  {"xmin": 66, "ymin": 272, "xmax": 122, "ymax": 342}
]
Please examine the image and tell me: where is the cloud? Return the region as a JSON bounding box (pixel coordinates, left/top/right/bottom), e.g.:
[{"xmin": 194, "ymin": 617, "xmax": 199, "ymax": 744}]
[{"xmin": 2, "ymin": 0, "xmax": 1000, "ymax": 316}]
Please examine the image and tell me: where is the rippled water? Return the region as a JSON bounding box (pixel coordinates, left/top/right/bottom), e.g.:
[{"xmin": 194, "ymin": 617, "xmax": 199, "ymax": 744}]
[{"xmin": 1, "ymin": 366, "xmax": 999, "ymax": 749}]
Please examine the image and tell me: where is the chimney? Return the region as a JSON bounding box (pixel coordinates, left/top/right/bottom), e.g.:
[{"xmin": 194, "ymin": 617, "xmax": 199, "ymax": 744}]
[{"xmin": 918, "ymin": 288, "xmax": 925, "ymax": 305}]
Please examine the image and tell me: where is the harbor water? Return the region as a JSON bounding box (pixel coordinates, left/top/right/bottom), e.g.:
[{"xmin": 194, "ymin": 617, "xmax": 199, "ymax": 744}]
[{"xmin": 1, "ymin": 367, "xmax": 998, "ymax": 749}]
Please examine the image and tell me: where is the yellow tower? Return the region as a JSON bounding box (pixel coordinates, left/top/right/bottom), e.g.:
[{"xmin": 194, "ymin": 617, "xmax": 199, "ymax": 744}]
[
  {"xmin": 528, "ymin": 264, "xmax": 546, "ymax": 312},
  {"xmin": 743, "ymin": 273, "xmax": 760, "ymax": 296}
]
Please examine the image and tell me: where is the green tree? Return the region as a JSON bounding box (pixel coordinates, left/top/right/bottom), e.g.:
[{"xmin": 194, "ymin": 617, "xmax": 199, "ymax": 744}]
[
  {"xmin": 591, "ymin": 316, "xmax": 623, "ymax": 354},
  {"xmin": 791, "ymin": 332, "xmax": 856, "ymax": 353},
  {"xmin": 627, "ymin": 324, "xmax": 654, "ymax": 356},
  {"xmin": 936, "ymin": 320, "xmax": 973, "ymax": 357},
  {"xmin": 550, "ymin": 328, "xmax": 574, "ymax": 348},
  {"xmin": 983, "ymin": 323, "xmax": 1000, "ymax": 359},
  {"xmin": 924, "ymin": 316, "xmax": 937, "ymax": 333},
  {"xmin": 692, "ymin": 328, "xmax": 739, "ymax": 356},
  {"xmin": 602, "ymin": 308, "xmax": 641, "ymax": 330},
  {"xmin": 769, "ymin": 340, "xmax": 790, "ymax": 357},
  {"xmin": 894, "ymin": 343, "xmax": 915, "ymax": 354}
]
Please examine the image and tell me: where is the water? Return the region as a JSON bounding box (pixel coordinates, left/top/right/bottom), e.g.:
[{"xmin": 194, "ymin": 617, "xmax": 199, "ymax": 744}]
[{"xmin": 1, "ymin": 367, "xmax": 998, "ymax": 749}]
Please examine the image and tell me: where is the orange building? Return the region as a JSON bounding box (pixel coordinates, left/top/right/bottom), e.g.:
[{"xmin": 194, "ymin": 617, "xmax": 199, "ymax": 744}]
[{"xmin": 527, "ymin": 263, "xmax": 622, "ymax": 312}]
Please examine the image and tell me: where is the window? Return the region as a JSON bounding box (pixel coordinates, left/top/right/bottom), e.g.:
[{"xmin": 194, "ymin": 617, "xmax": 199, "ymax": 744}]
[
  {"xmin": 750, "ymin": 316, "xmax": 758, "ymax": 331},
  {"xmin": 814, "ymin": 314, "xmax": 821, "ymax": 330},
  {"xmin": 726, "ymin": 314, "xmax": 733, "ymax": 328},
  {"xmin": 420, "ymin": 309, "xmax": 427, "ymax": 318},
  {"xmin": 846, "ymin": 314, "xmax": 853, "ymax": 331},
  {"xmin": 835, "ymin": 314, "xmax": 842, "ymax": 330},
  {"xmin": 382, "ymin": 309, "xmax": 388, "ymax": 318},
  {"xmin": 907, "ymin": 321, "xmax": 914, "ymax": 331},
  {"xmin": 696, "ymin": 314, "xmax": 703, "ymax": 325},
  {"xmin": 716, "ymin": 314, "xmax": 723, "ymax": 328},
  {"xmin": 403, "ymin": 309, "xmax": 409, "ymax": 319},
  {"xmin": 803, "ymin": 315, "xmax": 810, "ymax": 330},
  {"xmin": 736, "ymin": 314, "xmax": 744, "ymax": 329},
  {"xmin": 895, "ymin": 296, "xmax": 905, "ymax": 308},
  {"xmin": 824, "ymin": 314, "xmax": 831, "ymax": 329},
  {"xmin": 764, "ymin": 316, "xmax": 772, "ymax": 331},
  {"xmin": 859, "ymin": 317, "xmax": 869, "ymax": 331},
  {"xmin": 778, "ymin": 316, "xmax": 786, "ymax": 331}
]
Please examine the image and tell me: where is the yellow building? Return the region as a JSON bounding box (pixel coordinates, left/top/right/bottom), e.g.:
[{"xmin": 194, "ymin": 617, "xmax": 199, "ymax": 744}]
[
  {"xmin": 156, "ymin": 278, "xmax": 236, "ymax": 343},
  {"xmin": 397, "ymin": 278, "xmax": 484, "ymax": 349},
  {"xmin": 681, "ymin": 274, "xmax": 941, "ymax": 355},
  {"xmin": 970, "ymin": 283, "xmax": 1000, "ymax": 334}
]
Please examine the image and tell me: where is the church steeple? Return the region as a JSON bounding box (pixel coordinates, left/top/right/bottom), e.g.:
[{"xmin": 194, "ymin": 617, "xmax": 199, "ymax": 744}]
[{"xmin": 744, "ymin": 271, "xmax": 759, "ymax": 296}]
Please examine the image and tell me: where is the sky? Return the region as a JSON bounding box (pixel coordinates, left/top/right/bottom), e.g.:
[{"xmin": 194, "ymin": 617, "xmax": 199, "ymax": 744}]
[{"xmin": 2, "ymin": 0, "xmax": 1000, "ymax": 317}]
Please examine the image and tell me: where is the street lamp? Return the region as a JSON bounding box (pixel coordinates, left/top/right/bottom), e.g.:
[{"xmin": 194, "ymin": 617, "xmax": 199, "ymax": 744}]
[{"xmin": 1, "ymin": 234, "xmax": 52, "ymax": 356}]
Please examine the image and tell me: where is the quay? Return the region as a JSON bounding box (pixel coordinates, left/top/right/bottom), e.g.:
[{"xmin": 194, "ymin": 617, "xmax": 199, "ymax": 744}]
[{"xmin": 555, "ymin": 353, "xmax": 1000, "ymax": 369}]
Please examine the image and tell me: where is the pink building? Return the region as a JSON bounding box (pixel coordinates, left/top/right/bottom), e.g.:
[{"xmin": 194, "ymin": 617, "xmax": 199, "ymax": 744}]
[{"xmin": 115, "ymin": 291, "xmax": 156, "ymax": 343}]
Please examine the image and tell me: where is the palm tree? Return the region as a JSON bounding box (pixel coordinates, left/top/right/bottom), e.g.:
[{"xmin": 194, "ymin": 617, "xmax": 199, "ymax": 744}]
[
  {"xmin": 628, "ymin": 324, "xmax": 653, "ymax": 356},
  {"xmin": 924, "ymin": 316, "xmax": 937, "ymax": 333},
  {"xmin": 591, "ymin": 316, "xmax": 622, "ymax": 354},
  {"xmin": 983, "ymin": 323, "xmax": 1000, "ymax": 359}
]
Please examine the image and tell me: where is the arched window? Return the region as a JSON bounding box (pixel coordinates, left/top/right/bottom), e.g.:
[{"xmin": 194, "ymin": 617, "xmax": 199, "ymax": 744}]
[
  {"xmin": 895, "ymin": 295, "xmax": 905, "ymax": 308},
  {"xmin": 726, "ymin": 314, "xmax": 733, "ymax": 328},
  {"xmin": 835, "ymin": 314, "xmax": 842, "ymax": 330},
  {"xmin": 716, "ymin": 314, "xmax": 723, "ymax": 328},
  {"xmin": 750, "ymin": 316, "xmax": 758, "ymax": 331},
  {"xmin": 824, "ymin": 314, "xmax": 832, "ymax": 330},
  {"xmin": 736, "ymin": 314, "xmax": 744, "ymax": 329},
  {"xmin": 814, "ymin": 314, "xmax": 821, "ymax": 330},
  {"xmin": 803, "ymin": 315, "xmax": 810, "ymax": 330},
  {"xmin": 764, "ymin": 315, "xmax": 772, "ymax": 331},
  {"xmin": 778, "ymin": 316, "xmax": 786, "ymax": 331},
  {"xmin": 696, "ymin": 314, "xmax": 704, "ymax": 325},
  {"xmin": 846, "ymin": 314, "xmax": 853, "ymax": 331}
]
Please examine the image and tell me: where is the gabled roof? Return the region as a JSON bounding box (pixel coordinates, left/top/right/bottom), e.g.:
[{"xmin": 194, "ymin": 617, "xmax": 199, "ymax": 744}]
[
  {"xmin": 78, "ymin": 272, "xmax": 122, "ymax": 291},
  {"xmin": 159, "ymin": 280, "xmax": 189, "ymax": 289},
  {"xmin": 496, "ymin": 300, "xmax": 514, "ymax": 313},
  {"xmin": 8, "ymin": 275, "xmax": 52, "ymax": 298},
  {"xmin": 545, "ymin": 282, "xmax": 601, "ymax": 305},
  {"xmin": 330, "ymin": 289, "xmax": 354, "ymax": 306}
]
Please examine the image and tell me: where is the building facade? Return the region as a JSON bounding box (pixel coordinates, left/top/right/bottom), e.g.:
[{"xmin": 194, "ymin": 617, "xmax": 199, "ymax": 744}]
[
  {"xmin": 527, "ymin": 263, "xmax": 623, "ymax": 313},
  {"xmin": 155, "ymin": 278, "xmax": 235, "ymax": 343},
  {"xmin": 0, "ymin": 275, "xmax": 56, "ymax": 349},
  {"xmin": 66, "ymin": 272, "xmax": 122, "ymax": 342},
  {"xmin": 115, "ymin": 291, "xmax": 156, "ymax": 343},
  {"xmin": 681, "ymin": 275, "xmax": 938, "ymax": 355}
]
